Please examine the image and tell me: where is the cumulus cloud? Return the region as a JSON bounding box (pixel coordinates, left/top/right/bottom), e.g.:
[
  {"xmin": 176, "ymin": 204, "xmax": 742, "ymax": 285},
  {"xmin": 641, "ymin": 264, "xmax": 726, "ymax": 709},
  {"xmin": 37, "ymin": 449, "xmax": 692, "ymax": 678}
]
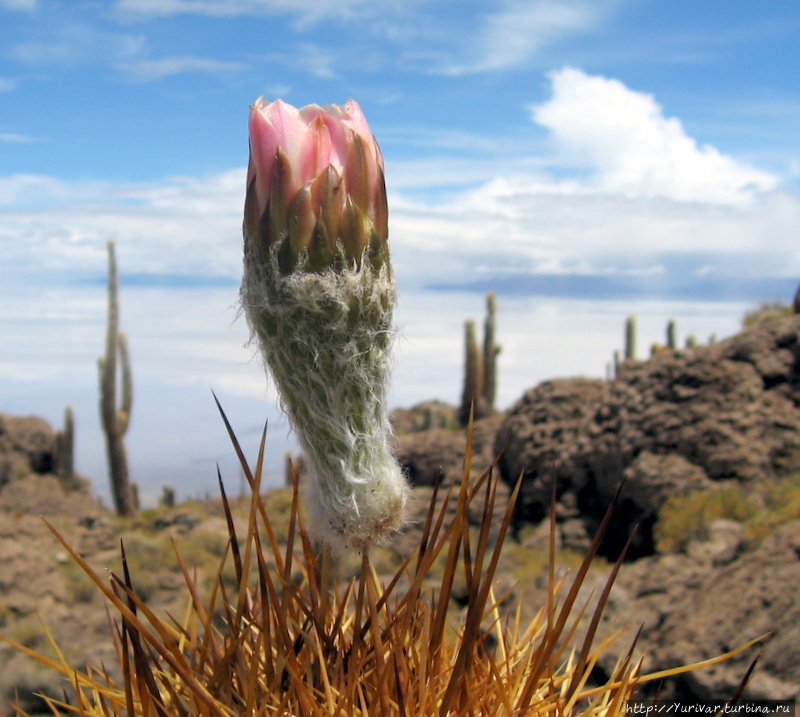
[
  {"xmin": 530, "ymin": 67, "xmax": 778, "ymax": 204},
  {"xmin": 390, "ymin": 180, "xmax": 800, "ymax": 286},
  {"xmin": 384, "ymin": 69, "xmax": 796, "ymax": 286},
  {"xmin": 0, "ymin": 68, "xmax": 796, "ymax": 299}
]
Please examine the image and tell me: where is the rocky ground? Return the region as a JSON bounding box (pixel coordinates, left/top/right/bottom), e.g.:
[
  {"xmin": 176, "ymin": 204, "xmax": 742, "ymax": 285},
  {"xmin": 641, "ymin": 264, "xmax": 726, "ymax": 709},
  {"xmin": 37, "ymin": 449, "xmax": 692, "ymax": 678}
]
[
  {"xmin": 395, "ymin": 313, "xmax": 800, "ymax": 701},
  {"xmin": 2, "ymin": 313, "xmax": 800, "ymax": 712}
]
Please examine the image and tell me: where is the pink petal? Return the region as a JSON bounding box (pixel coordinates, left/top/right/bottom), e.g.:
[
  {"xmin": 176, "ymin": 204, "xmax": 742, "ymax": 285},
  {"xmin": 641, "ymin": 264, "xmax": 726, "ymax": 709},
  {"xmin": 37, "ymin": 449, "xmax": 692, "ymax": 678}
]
[
  {"xmin": 248, "ymin": 98, "xmax": 280, "ymax": 212},
  {"xmin": 341, "ymin": 100, "xmax": 373, "ymax": 143},
  {"xmin": 299, "ymin": 114, "xmax": 332, "ymax": 184}
]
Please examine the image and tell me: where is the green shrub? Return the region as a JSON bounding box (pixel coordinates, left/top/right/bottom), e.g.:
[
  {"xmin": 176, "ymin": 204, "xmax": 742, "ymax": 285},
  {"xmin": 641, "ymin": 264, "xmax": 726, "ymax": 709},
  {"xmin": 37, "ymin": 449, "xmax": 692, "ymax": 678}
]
[
  {"xmin": 655, "ymin": 483, "xmax": 756, "ymax": 554},
  {"xmin": 742, "ymin": 300, "xmax": 791, "ymax": 327}
]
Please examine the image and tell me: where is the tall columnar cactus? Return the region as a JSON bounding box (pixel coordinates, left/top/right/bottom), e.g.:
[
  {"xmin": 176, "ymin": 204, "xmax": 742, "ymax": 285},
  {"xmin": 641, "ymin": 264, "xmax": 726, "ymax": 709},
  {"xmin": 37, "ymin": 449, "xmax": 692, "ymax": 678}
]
[
  {"xmin": 458, "ymin": 293, "xmax": 501, "ymax": 426},
  {"xmin": 160, "ymin": 485, "xmax": 175, "ymax": 508},
  {"xmin": 241, "ymin": 98, "xmax": 410, "ymax": 552},
  {"xmin": 458, "ymin": 319, "xmax": 484, "ymax": 426},
  {"xmin": 98, "ymin": 239, "xmax": 135, "ymax": 517},
  {"xmin": 794, "ymin": 284, "xmax": 800, "ymax": 314},
  {"xmin": 624, "ymin": 314, "xmax": 637, "ymax": 361},
  {"xmin": 666, "ymin": 318, "xmax": 677, "ymax": 350},
  {"xmin": 54, "ymin": 404, "xmax": 75, "ymax": 485},
  {"xmin": 482, "ymin": 291, "xmax": 500, "ymax": 412}
]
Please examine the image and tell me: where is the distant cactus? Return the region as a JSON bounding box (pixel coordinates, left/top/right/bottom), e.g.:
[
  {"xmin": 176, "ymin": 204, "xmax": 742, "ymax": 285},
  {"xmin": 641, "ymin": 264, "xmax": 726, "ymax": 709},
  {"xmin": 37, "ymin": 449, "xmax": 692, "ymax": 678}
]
[
  {"xmin": 54, "ymin": 404, "xmax": 75, "ymax": 485},
  {"xmin": 613, "ymin": 349, "xmax": 621, "ymax": 378},
  {"xmin": 459, "ymin": 293, "xmax": 502, "ymax": 426},
  {"xmin": 624, "ymin": 315, "xmax": 637, "ymax": 361},
  {"xmin": 685, "ymin": 334, "xmax": 698, "ymax": 349},
  {"xmin": 459, "ymin": 319, "xmax": 484, "ymax": 426},
  {"xmin": 794, "ymin": 285, "xmax": 800, "ymax": 314},
  {"xmin": 482, "ymin": 291, "xmax": 501, "ymax": 412},
  {"xmin": 98, "ymin": 239, "xmax": 135, "ymax": 517},
  {"xmin": 284, "ymin": 450, "xmax": 294, "ymax": 488},
  {"xmin": 161, "ymin": 485, "xmax": 176, "ymax": 508},
  {"xmin": 666, "ymin": 319, "xmax": 677, "ymax": 350}
]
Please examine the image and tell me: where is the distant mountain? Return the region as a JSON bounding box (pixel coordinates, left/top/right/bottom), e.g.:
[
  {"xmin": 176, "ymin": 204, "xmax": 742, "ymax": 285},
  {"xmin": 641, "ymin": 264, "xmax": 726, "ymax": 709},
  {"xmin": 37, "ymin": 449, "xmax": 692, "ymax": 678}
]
[{"xmin": 429, "ymin": 273, "xmax": 798, "ymax": 302}]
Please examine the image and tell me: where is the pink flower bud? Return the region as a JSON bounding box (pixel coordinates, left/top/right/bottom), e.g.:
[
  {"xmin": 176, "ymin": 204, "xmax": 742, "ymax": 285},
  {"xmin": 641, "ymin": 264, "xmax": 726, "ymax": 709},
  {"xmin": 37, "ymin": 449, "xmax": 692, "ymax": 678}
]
[
  {"xmin": 245, "ymin": 97, "xmax": 388, "ymax": 274},
  {"xmin": 241, "ymin": 97, "xmax": 409, "ymax": 552}
]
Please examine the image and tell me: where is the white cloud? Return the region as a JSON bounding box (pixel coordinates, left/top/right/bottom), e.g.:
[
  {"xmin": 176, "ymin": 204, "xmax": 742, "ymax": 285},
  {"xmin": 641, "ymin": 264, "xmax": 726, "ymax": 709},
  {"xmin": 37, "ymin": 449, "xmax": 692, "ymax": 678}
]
[
  {"xmin": 0, "ymin": 171, "xmax": 245, "ymax": 278},
  {"xmin": 120, "ymin": 56, "xmax": 245, "ymax": 81},
  {"xmin": 0, "ymin": 68, "xmax": 796, "ymax": 300},
  {"xmin": 11, "ymin": 23, "xmax": 144, "ymax": 67},
  {"xmin": 446, "ymin": 0, "xmax": 609, "ymax": 74},
  {"xmin": 0, "ymin": 132, "xmax": 33, "ymax": 142},
  {"xmin": 0, "ymin": 0, "xmax": 37, "ymax": 10},
  {"xmin": 531, "ymin": 67, "xmax": 777, "ymax": 204},
  {"xmin": 114, "ymin": 0, "xmax": 370, "ymax": 21},
  {"xmin": 259, "ymin": 45, "xmax": 336, "ymax": 79}
]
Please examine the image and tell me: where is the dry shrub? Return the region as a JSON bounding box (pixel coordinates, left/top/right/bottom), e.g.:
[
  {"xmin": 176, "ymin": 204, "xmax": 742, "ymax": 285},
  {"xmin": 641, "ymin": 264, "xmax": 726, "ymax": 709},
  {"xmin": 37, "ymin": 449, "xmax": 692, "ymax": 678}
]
[{"xmin": 1, "ymin": 409, "xmax": 764, "ymax": 716}]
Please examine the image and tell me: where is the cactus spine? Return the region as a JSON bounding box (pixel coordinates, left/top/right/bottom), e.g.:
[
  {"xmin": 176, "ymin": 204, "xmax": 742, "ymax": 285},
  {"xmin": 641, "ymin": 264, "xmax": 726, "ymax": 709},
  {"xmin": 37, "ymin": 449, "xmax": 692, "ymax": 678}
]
[
  {"xmin": 624, "ymin": 315, "xmax": 637, "ymax": 361},
  {"xmin": 98, "ymin": 239, "xmax": 135, "ymax": 517}
]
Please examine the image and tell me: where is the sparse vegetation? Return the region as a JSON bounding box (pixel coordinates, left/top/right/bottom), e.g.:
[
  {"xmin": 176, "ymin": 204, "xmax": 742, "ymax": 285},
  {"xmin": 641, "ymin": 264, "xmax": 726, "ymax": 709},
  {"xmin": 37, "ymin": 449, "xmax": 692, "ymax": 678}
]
[
  {"xmin": 655, "ymin": 474, "xmax": 800, "ymax": 554},
  {"xmin": 743, "ymin": 300, "xmax": 792, "ymax": 327},
  {"xmin": 1, "ymin": 416, "xmax": 760, "ymax": 716}
]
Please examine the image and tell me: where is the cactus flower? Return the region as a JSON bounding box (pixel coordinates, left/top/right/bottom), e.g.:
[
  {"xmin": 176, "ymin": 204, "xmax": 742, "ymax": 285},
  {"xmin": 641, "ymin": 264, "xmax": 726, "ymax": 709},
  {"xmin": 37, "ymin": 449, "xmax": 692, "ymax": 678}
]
[
  {"xmin": 241, "ymin": 97, "xmax": 410, "ymax": 553},
  {"xmin": 244, "ymin": 98, "xmax": 389, "ymax": 275}
]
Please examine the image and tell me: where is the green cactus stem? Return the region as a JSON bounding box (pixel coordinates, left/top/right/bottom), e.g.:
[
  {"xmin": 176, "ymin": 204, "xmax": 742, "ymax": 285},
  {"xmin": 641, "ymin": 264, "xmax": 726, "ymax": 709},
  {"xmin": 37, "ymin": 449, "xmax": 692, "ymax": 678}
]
[
  {"xmin": 482, "ymin": 291, "xmax": 501, "ymax": 414},
  {"xmin": 98, "ymin": 239, "xmax": 135, "ymax": 517},
  {"xmin": 459, "ymin": 319, "xmax": 484, "ymax": 426},
  {"xmin": 54, "ymin": 404, "xmax": 75, "ymax": 486},
  {"xmin": 666, "ymin": 318, "xmax": 677, "ymax": 350},
  {"xmin": 624, "ymin": 315, "xmax": 637, "ymax": 361},
  {"xmin": 161, "ymin": 485, "xmax": 176, "ymax": 508}
]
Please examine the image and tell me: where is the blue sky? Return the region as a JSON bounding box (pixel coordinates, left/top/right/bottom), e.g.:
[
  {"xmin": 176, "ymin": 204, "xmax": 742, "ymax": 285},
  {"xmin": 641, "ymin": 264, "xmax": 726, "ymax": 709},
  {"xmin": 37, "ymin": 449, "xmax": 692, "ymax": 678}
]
[
  {"xmin": 2, "ymin": 0, "xmax": 800, "ymax": 501},
  {"xmin": 2, "ymin": 0, "xmax": 799, "ymax": 291}
]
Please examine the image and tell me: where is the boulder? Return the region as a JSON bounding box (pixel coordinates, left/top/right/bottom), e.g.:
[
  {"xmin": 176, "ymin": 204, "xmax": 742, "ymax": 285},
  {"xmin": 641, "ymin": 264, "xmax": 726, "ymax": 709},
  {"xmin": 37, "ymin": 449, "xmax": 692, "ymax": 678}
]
[
  {"xmin": 0, "ymin": 413, "xmax": 57, "ymax": 486},
  {"xmin": 495, "ymin": 315, "xmax": 800, "ymax": 558},
  {"xmin": 602, "ymin": 520, "xmax": 800, "ymax": 701}
]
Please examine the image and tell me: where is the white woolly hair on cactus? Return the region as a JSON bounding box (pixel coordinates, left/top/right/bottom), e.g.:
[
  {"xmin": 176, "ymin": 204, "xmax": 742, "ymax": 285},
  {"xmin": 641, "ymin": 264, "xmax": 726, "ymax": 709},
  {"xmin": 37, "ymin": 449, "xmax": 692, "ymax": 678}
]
[
  {"xmin": 241, "ymin": 96, "xmax": 411, "ymax": 553},
  {"xmin": 242, "ymin": 250, "xmax": 410, "ymax": 552}
]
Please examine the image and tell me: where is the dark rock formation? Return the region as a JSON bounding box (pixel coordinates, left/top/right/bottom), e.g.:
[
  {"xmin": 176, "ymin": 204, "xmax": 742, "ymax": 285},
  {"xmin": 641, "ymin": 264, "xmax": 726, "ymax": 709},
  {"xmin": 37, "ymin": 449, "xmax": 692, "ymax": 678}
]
[
  {"xmin": 495, "ymin": 314, "xmax": 800, "ymax": 559},
  {"xmin": 0, "ymin": 413, "xmax": 58, "ymax": 486}
]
